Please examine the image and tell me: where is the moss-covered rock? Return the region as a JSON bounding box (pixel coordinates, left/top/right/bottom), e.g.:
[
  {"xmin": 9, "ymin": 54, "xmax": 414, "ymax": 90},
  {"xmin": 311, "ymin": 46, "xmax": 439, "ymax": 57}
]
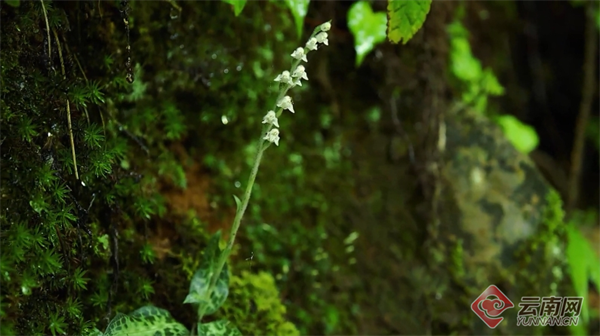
[{"xmin": 430, "ymin": 107, "xmax": 568, "ymax": 335}]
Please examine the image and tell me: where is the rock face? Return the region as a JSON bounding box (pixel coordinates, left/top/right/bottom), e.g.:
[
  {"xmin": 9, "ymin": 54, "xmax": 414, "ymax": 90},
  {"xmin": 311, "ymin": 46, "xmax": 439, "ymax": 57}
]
[
  {"xmin": 441, "ymin": 107, "xmax": 551, "ymax": 272},
  {"xmin": 435, "ymin": 108, "xmax": 567, "ymax": 335},
  {"xmin": 348, "ymin": 107, "xmax": 567, "ymax": 335}
]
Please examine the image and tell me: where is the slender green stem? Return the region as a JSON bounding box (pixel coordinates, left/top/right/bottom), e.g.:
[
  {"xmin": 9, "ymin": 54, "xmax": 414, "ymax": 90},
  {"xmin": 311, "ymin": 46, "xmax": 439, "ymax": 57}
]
[
  {"xmin": 197, "ymin": 137, "xmax": 264, "ymax": 321},
  {"xmin": 196, "ymin": 22, "xmax": 328, "ymax": 323}
]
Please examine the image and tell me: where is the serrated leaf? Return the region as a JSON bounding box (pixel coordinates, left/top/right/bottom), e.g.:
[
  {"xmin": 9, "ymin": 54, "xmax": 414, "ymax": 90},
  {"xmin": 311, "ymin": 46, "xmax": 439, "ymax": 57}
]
[
  {"xmin": 104, "ymin": 306, "xmax": 188, "ymax": 336},
  {"xmin": 284, "ymin": 0, "xmax": 310, "ymax": 39},
  {"xmin": 183, "ymin": 262, "xmax": 230, "ymax": 316},
  {"xmin": 232, "ymin": 195, "xmax": 242, "ymax": 212},
  {"xmin": 387, "ymin": 0, "xmax": 432, "ymax": 44},
  {"xmin": 494, "ymin": 115, "xmax": 539, "ymax": 154},
  {"xmin": 197, "ymin": 320, "xmax": 242, "ymax": 336},
  {"xmin": 348, "ymin": 1, "xmax": 388, "ymax": 67},
  {"xmin": 221, "ymin": 0, "xmax": 246, "ymax": 16}
]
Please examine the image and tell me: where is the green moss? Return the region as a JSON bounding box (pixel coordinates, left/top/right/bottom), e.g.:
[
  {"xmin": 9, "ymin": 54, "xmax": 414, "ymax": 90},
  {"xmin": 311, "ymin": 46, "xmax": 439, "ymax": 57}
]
[
  {"xmin": 514, "ymin": 189, "xmax": 566, "ymax": 286},
  {"xmin": 217, "ymin": 271, "xmax": 300, "ymax": 336},
  {"xmin": 1, "ymin": 0, "xmax": 358, "ymax": 334}
]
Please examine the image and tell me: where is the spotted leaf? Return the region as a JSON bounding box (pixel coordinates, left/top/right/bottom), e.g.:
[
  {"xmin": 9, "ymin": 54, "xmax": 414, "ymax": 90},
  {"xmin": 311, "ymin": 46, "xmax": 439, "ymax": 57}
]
[
  {"xmin": 197, "ymin": 320, "xmax": 242, "ymax": 336},
  {"xmin": 183, "ymin": 262, "xmax": 230, "ymax": 315},
  {"xmin": 104, "ymin": 306, "xmax": 189, "ymax": 336},
  {"xmin": 183, "ymin": 231, "xmax": 230, "ymax": 316}
]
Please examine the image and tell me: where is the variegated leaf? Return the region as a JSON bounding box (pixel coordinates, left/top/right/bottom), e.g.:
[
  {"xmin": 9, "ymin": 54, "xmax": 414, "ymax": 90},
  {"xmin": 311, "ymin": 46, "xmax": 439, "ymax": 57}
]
[
  {"xmin": 197, "ymin": 320, "xmax": 242, "ymax": 336},
  {"xmin": 104, "ymin": 306, "xmax": 189, "ymax": 336},
  {"xmin": 183, "ymin": 231, "xmax": 230, "ymax": 316}
]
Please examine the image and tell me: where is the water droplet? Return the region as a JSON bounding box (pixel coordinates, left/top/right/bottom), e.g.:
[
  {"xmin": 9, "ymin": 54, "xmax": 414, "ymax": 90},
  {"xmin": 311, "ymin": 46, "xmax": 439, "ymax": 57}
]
[
  {"xmin": 211, "ymin": 54, "xmax": 217, "ymax": 59},
  {"xmin": 223, "ymin": 69, "xmax": 229, "ymax": 74},
  {"xmin": 234, "ymin": 181, "xmax": 241, "ymax": 188},
  {"xmin": 221, "ymin": 115, "xmax": 229, "ymax": 125}
]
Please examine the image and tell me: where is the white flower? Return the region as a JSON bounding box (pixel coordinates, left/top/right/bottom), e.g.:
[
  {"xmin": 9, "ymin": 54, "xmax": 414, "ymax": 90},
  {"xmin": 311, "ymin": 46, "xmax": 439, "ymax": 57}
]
[
  {"xmin": 321, "ymin": 22, "xmax": 331, "ymax": 32},
  {"xmin": 291, "ymin": 47, "xmax": 308, "ymax": 62},
  {"xmin": 292, "ymin": 65, "xmax": 308, "ymax": 81},
  {"xmin": 315, "ymin": 32, "xmax": 328, "ymax": 46},
  {"xmin": 277, "ymin": 96, "xmax": 294, "ymax": 113},
  {"xmin": 306, "ymin": 37, "xmax": 318, "ymax": 51},
  {"xmin": 274, "ymin": 70, "xmax": 293, "ymax": 85},
  {"xmin": 263, "ymin": 128, "xmax": 280, "ymax": 146},
  {"xmin": 293, "ymin": 78, "xmax": 302, "ymax": 87},
  {"xmin": 262, "ymin": 110, "xmax": 279, "ymax": 128}
]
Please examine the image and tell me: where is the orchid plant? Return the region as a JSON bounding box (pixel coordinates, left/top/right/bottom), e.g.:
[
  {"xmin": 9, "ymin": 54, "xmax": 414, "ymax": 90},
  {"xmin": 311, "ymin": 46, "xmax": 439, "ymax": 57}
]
[{"xmin": 96, "ymin": 21, "xmax": 332, "ymax": 336}]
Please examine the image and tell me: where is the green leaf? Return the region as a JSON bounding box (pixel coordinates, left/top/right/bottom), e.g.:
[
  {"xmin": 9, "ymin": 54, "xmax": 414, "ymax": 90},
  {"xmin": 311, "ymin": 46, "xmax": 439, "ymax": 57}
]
[
  {"xmin": 387, "ymin": 0, "xmax": 432, "ymax": 44},
  {"xmin": 448, "ymin": 22, "xmax": 482, "ymax": 82},
  {"xmin": 4, "ymin": 0, "xmax": 20, "ymax": 7},
  {"xmin": 494, "ymin": 115, "xmax": 539, "ymax": 154},
  {"xmin": 348, "ymin": 1, "xmax": 388, "ymax": 67},
  {"xmin": 87, "ymin": 328, "xmax": 104, "ymax": 336},
  {"xmin": 221, "ymin": 0, "xmax": 246, "ymax": 16},
  {"xmin": 183, "ymin": 263, "xmax": 230, "ymax": 316},
  {"xmin": 104, "ymin": 306, "xmax": 188, "ymax": 336},
  {"xmin": 203, "ymin": 230, "xmax": 223, "ymax": 267},
  {"xmin": 197, "ymin": 320, "xmax": 242, "ymax": 336},
  {"xmin": 284, "ymin": 0, "xmax": 310, "ymax": 39},
  {"xmin": 481, "ymin": 69, "xmax": 505, "ymax": 96},
  {"xmin": 233, "ymin": 195, "xmax": 242, "ymax": 212},
  {"xmin": 183, "ymin": 231, "xmax": 229, "ymax": 316},
  {"xmin": 566, "ymin": 222, "xmax": 600, "ymax": 327}
]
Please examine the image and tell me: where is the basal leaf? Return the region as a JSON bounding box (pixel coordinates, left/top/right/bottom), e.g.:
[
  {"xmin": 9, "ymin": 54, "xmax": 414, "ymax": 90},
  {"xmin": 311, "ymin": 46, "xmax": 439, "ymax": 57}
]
[
  {"xmin": 348, "ymin": 1, "xmax": 388, "ymax": 67},
  {"xmin": 183, "ymin": 262, "xmax": 230, "ymax": 316},
  {"xmin": 387, "ymin": 0, "xmax": 432, "ymax": 44},
  {"xmin": 284, "ymin": 0, "xmax": 310, "ymax": 39},
  {"xmin": 197, "ymin": 320, "xmax": 242, "ymax": 336},
  {"xmin": 494, "ymin": 115, "xmax": 539, "ymax": 154},
  {"xmin": 183, "ymin": 231, "xmax": 229, "ymax": 315},
  {"xmin": 221, "ymin": 0, "xmax": 246, "ymax": 17},
  {"xmin": 104, "ymin": 306, "xmax": 188, "ymax": 336}
]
